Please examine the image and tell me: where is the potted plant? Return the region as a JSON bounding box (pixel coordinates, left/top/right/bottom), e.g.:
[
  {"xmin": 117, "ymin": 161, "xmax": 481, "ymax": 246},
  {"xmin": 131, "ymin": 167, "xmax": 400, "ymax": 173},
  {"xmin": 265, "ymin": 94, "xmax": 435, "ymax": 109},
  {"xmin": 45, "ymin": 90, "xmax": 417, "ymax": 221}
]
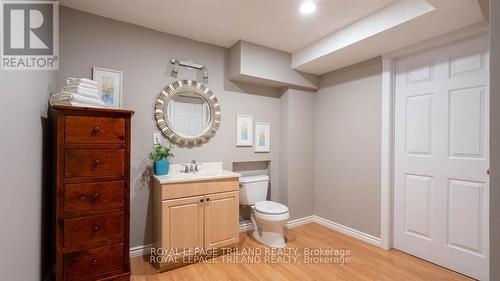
[{"xmin": 149, "ymin": 144, "xmax": 174, "ymax": 176}]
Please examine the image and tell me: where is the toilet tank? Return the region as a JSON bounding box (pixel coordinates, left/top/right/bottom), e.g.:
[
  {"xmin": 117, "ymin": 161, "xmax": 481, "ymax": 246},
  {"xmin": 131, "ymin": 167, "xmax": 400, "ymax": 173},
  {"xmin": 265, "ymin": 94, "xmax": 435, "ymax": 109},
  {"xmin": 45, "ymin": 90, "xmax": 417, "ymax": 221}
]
[{"xmin": 239, "ymin": 175, "xmax": 269, "ymax": 205}]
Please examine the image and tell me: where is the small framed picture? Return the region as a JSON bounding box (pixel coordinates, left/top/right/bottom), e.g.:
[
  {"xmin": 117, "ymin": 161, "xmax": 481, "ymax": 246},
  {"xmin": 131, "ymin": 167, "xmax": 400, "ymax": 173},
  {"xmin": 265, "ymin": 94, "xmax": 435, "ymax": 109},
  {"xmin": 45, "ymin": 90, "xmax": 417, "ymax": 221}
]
[
  {"xmin": 236, "ymin": 114, "xmax": 253, "ymax": 146},
  {"xmin": 255, "ymin": 122, "xmax": 270, "ymax": 153},
  {"xmin": 92, "ymin": 67, "xmax": 123, "ymax": 108}
]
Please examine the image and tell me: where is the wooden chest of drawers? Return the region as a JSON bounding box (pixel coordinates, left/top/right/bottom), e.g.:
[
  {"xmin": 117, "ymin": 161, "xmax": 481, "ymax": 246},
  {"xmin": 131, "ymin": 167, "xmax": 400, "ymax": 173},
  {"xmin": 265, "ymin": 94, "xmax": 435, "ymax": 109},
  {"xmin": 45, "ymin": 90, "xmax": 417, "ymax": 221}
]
[{"xmin": 50, "ymin": 106, "xmax": 134, "ymax": 281}]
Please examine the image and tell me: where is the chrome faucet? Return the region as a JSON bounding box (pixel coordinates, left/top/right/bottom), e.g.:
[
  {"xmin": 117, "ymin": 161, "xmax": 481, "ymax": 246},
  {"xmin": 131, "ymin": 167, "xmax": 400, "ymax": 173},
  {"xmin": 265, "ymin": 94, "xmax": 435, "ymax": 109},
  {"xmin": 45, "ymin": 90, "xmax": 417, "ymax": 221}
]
[
  {"xmin": 182, "ymin": 160, "xmax": 201, "ymax": 173},
  {"xmin": 192, "ymin": 160, "xmax": 201, "ymax": 173},
  {"xmin": 181, "ymin": 164, "xmax": 189, "ymax": 173}
]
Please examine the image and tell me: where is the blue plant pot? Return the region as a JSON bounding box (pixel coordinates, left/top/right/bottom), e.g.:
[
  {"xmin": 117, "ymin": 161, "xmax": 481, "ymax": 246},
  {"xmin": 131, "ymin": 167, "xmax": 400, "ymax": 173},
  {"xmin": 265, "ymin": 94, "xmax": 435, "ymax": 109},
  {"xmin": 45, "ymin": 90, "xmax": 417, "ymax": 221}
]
[{"xmin": 154, "ymin": 159, "xmax": 170, "ymax": 176}]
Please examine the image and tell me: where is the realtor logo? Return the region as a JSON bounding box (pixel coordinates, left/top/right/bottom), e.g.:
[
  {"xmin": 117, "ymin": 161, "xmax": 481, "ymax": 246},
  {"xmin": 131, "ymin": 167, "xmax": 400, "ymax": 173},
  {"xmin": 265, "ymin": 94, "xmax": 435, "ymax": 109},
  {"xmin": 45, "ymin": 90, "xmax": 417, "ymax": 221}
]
[{"xmin": 1, "ymin": 1, "xmax": 58, "ymax": 70}]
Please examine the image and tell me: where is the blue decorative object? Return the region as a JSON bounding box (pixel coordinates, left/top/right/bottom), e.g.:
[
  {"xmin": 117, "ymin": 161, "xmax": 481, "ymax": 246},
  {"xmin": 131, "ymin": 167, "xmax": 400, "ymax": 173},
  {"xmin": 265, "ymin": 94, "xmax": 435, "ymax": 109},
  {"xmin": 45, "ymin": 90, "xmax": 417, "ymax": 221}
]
[{"xmin": 154, "ymin": 159, "xmax": 170, "ymax": 175}]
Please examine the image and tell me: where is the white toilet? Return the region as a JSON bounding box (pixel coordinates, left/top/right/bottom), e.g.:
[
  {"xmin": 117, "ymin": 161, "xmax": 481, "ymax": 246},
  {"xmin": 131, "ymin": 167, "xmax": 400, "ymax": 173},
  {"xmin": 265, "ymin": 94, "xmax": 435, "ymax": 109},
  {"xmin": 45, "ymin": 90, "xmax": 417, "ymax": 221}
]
[{"xmin": 239, "ymin": 175, "xmax": 289, "ymax": 248}]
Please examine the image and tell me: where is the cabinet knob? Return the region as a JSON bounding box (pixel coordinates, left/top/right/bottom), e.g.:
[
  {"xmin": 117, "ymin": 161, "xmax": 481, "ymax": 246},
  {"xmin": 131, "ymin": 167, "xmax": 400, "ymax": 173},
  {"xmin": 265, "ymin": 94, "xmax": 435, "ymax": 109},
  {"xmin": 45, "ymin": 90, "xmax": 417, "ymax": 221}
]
[
  {"xmin": 206, "ymin": 198, "xmax": 210, "ymax": 202},
  {"xmin": 91, "ymin": 258, "xmax": 98, "ymax": 267},
  {"xmin": 199, "ymin": 199, "xmax": 204, "ymax": 203},
  {"xmin": 92, "ymin": 223, "xmax": 100, "ymax": 232},
  {"xmin": 92, "ymin": 126, "xmax": 101, "ymax": 134},
  {"xmin": 93, "ymin": 159, "xmax": 101, "ymax": 166},
  {"xmin": 92, "ymin": 192, "xmax": 100, "ymax": 200}
]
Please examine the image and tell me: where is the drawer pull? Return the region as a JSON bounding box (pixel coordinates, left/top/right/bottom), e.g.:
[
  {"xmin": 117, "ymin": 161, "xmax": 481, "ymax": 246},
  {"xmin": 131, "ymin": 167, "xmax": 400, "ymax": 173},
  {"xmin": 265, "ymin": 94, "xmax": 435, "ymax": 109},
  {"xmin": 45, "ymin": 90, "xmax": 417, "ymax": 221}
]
[
  {"xmin": 91, "ymin": 258, "xmax": 98, "ymax": 267},
  {"xmin": 92, "ymin": 192, "xmax": 100, "ymax": 200},
  {"xmin": 92, "ymin": 223, "xmax": 100, "ymax": 232},
  {"xmin": 199, "ymin": 199, "xmax": 204, "ymax": 203},
  {"xmin": 93, "ymin": 159, "xmax": 101, "ymax": 166},
  {"xmin": 92, "ymin": 126, "xmax": 101, "ymax": 134},
  {"xmin": 206, "ymin": 198, "xmax": 210, "ymax": 202}
]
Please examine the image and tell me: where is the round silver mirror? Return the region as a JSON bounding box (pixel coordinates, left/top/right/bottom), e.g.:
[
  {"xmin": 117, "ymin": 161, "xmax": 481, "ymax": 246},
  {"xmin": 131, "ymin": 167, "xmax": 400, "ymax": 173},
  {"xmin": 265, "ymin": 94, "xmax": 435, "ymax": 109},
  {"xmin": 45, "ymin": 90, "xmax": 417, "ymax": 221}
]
[{"xmin": 154, "ymin": 80, "xmax": 220, "ymax": 147}]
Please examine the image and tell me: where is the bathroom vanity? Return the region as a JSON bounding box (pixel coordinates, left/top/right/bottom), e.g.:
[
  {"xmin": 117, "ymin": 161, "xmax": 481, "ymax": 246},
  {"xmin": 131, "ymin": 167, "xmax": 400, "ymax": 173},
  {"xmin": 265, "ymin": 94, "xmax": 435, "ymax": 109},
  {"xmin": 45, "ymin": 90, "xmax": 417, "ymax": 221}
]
[
  {"xmin": 152, "ymin": 162, "xmax": 240, "ymax": 271},
  {"xmin": 151, "ymin": 80, "xmax": 242, "ymax": 271}
]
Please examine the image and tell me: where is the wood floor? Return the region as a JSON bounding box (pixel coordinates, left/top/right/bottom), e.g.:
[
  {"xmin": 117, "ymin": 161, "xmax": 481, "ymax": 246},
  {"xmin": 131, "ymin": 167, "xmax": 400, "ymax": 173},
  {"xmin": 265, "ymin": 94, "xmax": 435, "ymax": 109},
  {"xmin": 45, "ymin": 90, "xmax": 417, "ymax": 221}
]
[{"xmin": 130, "ymin": 223, "xmax": 471, "ymax": 281}]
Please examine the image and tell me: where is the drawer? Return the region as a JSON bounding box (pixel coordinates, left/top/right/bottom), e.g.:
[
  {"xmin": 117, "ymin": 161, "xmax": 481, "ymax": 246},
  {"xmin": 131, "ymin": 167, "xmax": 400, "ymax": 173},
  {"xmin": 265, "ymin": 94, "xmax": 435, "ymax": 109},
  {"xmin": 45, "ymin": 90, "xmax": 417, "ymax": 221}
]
[
  {"xmin": 161, "ymin": 178, "xmax": 239, "ymax": 200},
  {"xmin": 65, "ymin": 115, "xmax": 125, "ymax": 144},
  {"xmin": 64, "ymin": 181, "xmax": 124, "ymax": 214},
  {"xmin": 65, "ymin": 149, "xmax": 124, "ymax": 178},
  {"xmin": 64, "ymin": 213, "xmax": 124, "ymax": 248},
  {"xmin": 64, "ymin": 244, "xmax": 124, "ymax": 280}
]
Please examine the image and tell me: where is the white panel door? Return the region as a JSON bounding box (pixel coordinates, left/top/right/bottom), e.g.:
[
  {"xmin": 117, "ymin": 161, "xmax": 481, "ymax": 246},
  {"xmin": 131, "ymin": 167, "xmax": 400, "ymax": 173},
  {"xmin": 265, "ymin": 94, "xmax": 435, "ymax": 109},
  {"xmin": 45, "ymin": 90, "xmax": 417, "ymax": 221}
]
[
  {"xmin": 187, "ymin": 102, "xmax": 203, "ymax": 136},
  {"xmin": 394, "ymin": 35, "xmax": 489, "ymax": 280},
  {"xmin": 170, "ymin": 97, "xmax": 207, "ymax": 136}
]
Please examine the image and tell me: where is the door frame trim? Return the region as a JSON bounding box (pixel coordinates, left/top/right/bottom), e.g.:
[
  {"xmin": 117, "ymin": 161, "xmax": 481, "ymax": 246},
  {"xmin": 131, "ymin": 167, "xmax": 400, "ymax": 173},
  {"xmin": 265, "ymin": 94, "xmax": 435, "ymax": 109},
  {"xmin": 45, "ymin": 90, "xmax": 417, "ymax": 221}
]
[{"xmin": 380, "ymin": 23, "xmax": 489, "ymax": 250}]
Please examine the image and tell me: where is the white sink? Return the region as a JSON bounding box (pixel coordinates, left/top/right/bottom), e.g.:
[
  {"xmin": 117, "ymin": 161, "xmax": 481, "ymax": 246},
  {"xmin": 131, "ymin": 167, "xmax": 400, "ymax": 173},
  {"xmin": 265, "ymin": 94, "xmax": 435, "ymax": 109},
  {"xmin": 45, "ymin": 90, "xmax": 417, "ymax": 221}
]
[
  {"xmin": 153, "ymin": 162, "xmax": 240, "ymax": 184},
  {"xmin": 196, "ymin": 170, "xmax": 219, "ymax": 176}
]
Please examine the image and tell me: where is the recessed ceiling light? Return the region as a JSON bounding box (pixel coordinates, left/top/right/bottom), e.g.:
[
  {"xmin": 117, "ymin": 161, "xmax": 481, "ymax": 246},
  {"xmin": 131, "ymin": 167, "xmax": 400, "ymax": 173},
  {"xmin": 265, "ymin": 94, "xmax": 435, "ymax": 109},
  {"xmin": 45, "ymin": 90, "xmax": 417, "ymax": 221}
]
[{"xmin": 300, "ymin": 2, "xmax": 316, "ymax": 14}]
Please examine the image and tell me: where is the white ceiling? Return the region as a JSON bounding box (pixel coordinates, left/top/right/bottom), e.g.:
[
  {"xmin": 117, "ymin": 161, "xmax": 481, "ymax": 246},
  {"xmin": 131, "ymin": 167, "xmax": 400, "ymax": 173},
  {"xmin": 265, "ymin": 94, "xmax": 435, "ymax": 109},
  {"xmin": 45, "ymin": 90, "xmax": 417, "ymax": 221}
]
[
  {"xmin": 60, "ymin": 0, "xmax": 487, "ymax": 76},
  {"xmin": 60, "ymin": 0, "xmax": 396, "ymax": 53}
]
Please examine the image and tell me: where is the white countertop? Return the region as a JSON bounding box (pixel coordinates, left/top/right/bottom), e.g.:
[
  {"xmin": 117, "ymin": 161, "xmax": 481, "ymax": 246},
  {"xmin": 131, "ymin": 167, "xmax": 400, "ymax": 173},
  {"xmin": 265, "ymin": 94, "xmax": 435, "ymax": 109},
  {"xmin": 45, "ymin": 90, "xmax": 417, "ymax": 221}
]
[{"xmin": 153, "ymin": 162, "xmax": 241, "ymax": 184}]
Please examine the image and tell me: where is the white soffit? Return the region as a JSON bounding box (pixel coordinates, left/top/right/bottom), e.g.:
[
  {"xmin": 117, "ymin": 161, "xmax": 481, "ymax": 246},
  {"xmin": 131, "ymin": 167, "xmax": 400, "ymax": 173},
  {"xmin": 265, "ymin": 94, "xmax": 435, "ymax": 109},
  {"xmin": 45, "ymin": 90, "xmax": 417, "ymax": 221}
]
[{"xmin": 292, "ymin": 0, "xmax": 486, "ymax": 75}]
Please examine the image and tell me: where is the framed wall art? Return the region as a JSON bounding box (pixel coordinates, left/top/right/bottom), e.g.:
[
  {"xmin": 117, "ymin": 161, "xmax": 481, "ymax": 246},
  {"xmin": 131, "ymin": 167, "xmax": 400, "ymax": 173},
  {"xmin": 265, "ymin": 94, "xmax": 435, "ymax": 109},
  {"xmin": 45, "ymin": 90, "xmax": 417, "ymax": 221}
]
[
  {"xmin": 92, "ymin": 67, "xmax": 123, "ymax": 108},
  {"xmin": 254, "ymin": 122, "xmax": 270, "ymax": 152},
  {"xmin": 236, "ymin": 114, "xmax": 253, "ymax": 146}
]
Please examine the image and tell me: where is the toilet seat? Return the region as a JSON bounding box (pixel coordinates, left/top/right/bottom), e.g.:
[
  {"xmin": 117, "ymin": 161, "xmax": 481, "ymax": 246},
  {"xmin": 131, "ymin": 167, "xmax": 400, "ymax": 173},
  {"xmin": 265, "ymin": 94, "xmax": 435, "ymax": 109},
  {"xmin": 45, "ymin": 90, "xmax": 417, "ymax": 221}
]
[
  {"xmin": 254, "ymin": 210, "xmax": 289, "ymax": 222},
  {"xmin": 254, "ymin": 201, "xmax": 288, "ymax": 214},
  {"xmin": 253, "ymin": 201, "xmax": 289, "ymax": 222}
]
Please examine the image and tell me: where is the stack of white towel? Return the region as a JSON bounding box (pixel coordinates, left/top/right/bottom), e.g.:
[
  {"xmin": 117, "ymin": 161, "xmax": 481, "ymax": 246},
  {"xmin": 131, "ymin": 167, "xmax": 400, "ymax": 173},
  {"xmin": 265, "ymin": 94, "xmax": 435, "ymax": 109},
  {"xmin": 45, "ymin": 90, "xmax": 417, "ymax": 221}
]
[{"xmin": 50, "ymin": 77, "xmax": 105, "ymax": 108}]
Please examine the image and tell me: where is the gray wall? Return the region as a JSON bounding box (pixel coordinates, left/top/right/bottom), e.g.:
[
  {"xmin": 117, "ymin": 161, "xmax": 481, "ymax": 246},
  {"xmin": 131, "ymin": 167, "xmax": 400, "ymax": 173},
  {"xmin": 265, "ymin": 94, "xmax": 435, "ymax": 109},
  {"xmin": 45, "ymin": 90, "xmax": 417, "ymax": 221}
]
[
  {"xmin": 279, "ymin": 93, "xmax": 289, "ymax": 206},
  {"xmin": 314, "ymin": 58, "xmax": 382, "ymax": 237},
  {"xmin": 280, "ymin": 89, "xmax": 315, "ymax": 219},
  {"xmin": 57, "ymin": 7, "xmax": 282, "ymax": 248},
  {"xmin": 0, "ymin": 71, "xmax": 56, "ymax": 280},
  {"xmin": 58, "ymin": 7, "xmax": 379, "ymax": 247},
  {"xmin": 57, "ymin": 7, "xmax": 382, "ymax": 250},
  {"xmin": 490, "ymin": 0, "xmax": 499, "ymax": 279}
]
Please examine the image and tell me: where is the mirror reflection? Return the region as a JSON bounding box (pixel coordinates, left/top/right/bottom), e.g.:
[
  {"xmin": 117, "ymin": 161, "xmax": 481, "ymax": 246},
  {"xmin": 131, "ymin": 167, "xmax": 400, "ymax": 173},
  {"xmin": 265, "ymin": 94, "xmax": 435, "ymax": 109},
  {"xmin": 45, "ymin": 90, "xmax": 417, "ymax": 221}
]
[{"xmin": 167, "ymin": 91, "xmax": 211, "ymax": 137}]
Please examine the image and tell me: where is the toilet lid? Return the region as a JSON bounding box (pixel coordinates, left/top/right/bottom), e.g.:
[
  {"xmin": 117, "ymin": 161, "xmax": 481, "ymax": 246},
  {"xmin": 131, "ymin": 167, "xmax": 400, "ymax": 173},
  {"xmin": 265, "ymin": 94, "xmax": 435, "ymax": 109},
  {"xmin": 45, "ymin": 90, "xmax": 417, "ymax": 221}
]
[{"xmin": 254, "ymin": 201, "xmax": 288, "ymax": 215}]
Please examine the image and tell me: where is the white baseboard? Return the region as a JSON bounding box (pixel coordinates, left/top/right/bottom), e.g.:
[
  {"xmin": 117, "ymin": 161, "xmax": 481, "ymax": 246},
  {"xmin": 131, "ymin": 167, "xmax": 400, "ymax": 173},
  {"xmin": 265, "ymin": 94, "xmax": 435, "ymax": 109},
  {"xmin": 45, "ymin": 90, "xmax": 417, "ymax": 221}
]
[
  {"xmin": 130, "ymin": 244, "xmax": 152, "ymax": 258},
  {"xmin": 286, "ymin": 215, "xmax": 315, "ymax": 228},
  {"xmin": 131, "ymin": 215, "xmax": 381, "ymax": 257},
  {"xmin": 312, "ymin": 215, "xmax": 382, "ymax": 247}
]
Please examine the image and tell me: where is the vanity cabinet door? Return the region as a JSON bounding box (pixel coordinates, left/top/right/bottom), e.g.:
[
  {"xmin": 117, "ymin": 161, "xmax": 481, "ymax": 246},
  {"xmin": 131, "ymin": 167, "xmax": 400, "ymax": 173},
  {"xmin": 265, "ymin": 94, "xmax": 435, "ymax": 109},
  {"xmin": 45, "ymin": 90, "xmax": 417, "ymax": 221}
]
[
  {"xmin": 162, "ymin": 196, "xmax": 204, "ymax": 252},
  {"xmin": 204, "ymin": 191, "xmax": 239, "ymax": 248}
]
